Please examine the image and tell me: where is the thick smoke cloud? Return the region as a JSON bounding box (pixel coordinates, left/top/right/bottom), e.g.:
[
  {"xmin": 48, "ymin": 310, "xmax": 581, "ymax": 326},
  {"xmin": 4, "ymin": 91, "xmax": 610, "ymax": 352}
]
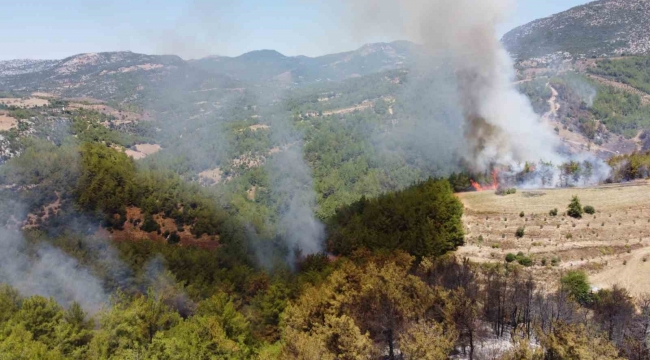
[{"xmin": 345, "ymin": 0, "xmax": 565, "ymax": 172}]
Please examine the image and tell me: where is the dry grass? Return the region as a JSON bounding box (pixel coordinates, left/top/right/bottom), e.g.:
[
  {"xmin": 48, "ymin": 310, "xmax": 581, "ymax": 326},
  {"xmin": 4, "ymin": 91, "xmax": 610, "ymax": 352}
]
[
  {"xmin": 0, "ymin": 97, "xmax": 49, "ymax": 108},
  {"xmin": 457, "ymin": 180, "xmax": 650, "ymax": 295},
  {"xmin": 124, "ymin": 144, "xmax": 161, "ymax": 160},
  {"xmin": 0, "ymin": 114, "xmax": 17, "ymax": 131}
]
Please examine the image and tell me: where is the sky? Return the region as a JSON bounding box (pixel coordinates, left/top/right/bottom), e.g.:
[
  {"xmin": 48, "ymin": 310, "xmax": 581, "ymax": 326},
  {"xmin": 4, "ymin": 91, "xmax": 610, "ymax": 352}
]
[{"xmin": 0, "ymin": 0, "xmax": 591, "ymax": 61}]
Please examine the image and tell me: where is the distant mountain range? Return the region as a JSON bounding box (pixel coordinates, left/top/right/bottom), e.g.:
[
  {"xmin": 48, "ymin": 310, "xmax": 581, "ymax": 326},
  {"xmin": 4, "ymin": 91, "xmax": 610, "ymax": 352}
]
[
  {"xmin": 3, "ymin": 0, "xmax": 650, "ymax": 100},
  {"xmin": 502, "ymin": 0, "xmax": 650, "ymax": 61},
  {"xmin": 0, "ymin": 41, "xmax": 416, "ymax": 102}
]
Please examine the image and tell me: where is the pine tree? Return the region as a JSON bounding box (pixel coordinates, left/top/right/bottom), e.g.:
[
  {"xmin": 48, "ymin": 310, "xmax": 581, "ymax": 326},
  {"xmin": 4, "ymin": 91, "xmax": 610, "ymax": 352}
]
[{"xmin": 567, "ymin": 196, "xmax": 583, "ymax": 219}]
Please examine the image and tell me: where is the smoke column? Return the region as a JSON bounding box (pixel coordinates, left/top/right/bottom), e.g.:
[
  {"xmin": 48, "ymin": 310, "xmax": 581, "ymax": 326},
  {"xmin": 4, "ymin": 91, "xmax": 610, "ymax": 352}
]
[{"xmin": 346, "ymin": 0, "xmax": 565, "ymax": 172}]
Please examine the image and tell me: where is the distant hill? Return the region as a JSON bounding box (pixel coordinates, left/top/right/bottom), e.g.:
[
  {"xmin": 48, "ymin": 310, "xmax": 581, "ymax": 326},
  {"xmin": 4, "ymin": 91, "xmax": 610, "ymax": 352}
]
[
  {"xmin": 189, "ymin": 41, "xmax": 416, "ymax": 84},
  {"xmin": 502, "ymin": 0, "xmax": 650, "ymax": 62},
  {"xmin": 0, "ymin": 51, "xmax": 239, "ymax": 105},
  {"xmin": 0, "ymin": 59, "xmax": 58, "ymax": 77}
]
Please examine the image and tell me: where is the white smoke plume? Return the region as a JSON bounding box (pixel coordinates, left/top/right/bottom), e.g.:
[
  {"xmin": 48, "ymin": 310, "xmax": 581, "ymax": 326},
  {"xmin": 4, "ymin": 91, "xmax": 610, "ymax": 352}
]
[
  {"xmin": 0, "ymin": 226, "xmax": 108, "ymax": 313},
  {"xmin": 264, "ymin": 107, "xmax": 325, "ymax": 262},
  {"xmin": 345, "ymin": 0, "xmax": 565, "ymax": 172}
]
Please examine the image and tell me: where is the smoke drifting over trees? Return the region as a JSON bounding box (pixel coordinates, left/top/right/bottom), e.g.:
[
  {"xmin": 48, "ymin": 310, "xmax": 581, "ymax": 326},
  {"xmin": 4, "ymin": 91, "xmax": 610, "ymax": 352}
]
[
  {"xmin": 345, "ymin": 0, "xmax": 566, "ymax": 173},
  {"xmin": 0, "ymin": 227, "xmax": 108, "ymax": 313}
]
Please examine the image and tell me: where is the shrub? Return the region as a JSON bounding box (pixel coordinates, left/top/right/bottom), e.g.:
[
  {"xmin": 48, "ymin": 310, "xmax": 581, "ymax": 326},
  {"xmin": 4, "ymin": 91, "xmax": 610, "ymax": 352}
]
[
  {"xmin": 505, "ymin": 253, "xmax": 517, "ymax": 263},
  {"xmin": 584, "ymin": 205, "xmax": 596, "ymax": 215},
  {"xmin": 567, "ymin": 196, "xmax": 583, "ymax": 219},
  {"xmin": 549, "ymin": 208, "xmax": 558, "ymax": 216},
  {"xmin": 496, "ymin": 187, "xmax": 517, "ymax": 196},
  {"xmin": 167, "ymin": 231, "xmax": 181, "ymax": 245},
  {"xmin": 491, "ymin": 243, "xmax": 500, "ymax": 249},
  {"xmin": 519, "ymin": 211, "xmax": 525, "ymax": 218},
  {"xmin": 515, "ymin": 227, "xmax": 525, "ymax": 238},
  {"xmin": 517, "ymin": 256, "xmax": 533, "ymax": 267},
  {"xmin": 478, "ymin": 235, "xmax": 484, "ymax": 243},
  {"xmin": 140, "ymin": 214, "xmax": 160, "ymax": 233},
  {"xmin": 541, "ymin": 258, "xmax": 547, "ymax": 266}
]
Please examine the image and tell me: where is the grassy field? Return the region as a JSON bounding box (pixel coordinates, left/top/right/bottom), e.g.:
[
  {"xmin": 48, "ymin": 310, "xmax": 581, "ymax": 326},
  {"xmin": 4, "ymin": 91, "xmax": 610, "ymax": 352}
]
[{"xmin": 457, "ymin": 180, "xmax": 650, "ymax": 296}]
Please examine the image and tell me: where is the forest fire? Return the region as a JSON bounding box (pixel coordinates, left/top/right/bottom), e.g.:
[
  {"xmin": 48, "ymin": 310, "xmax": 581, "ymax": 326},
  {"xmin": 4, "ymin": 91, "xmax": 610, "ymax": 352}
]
[{"xmin": 470, "ymin": 170, "xmax": 499, "ymax": 191}]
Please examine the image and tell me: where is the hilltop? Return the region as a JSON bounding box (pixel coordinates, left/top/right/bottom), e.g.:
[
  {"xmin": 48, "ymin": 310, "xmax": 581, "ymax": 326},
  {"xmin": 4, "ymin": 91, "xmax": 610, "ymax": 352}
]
[{"xmin": 502, "ymin": 0, "xmax": 650, "ymax": 63}]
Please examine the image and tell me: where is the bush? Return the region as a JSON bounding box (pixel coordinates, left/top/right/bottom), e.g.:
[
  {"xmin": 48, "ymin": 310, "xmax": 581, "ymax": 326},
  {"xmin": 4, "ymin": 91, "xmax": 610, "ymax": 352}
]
[
  {"xmin": 549, "ymin": 208, "xmax": 558, "ymax": 216},
  {"xmin": 519, "ymin": 211, "xmax": 525, "ymax": 218},
  {"xmin": 567, "ymin": 196, "xmax": 583, "ymax": 219},
  {"xmin": 141, "ymin": 213, "xmax": 160, "ymax": 233},
  {"xmin": 496, "ymin": 187, "xmax": 517, "ymax": 196},
  {"xmin": 517, "ymin": 256, "xmax": 533, "ymax": 267},
  {"xmin": 584, "ymin": 205, "xmax": 596, "ymax": 215},
  {"xmin": 505, "ymin": 253, "xmax": 517, "ymax": 263},
  {"xmin": 515, "ymin": 227, "xmax": 525, "ymax": 238},
  {"xmin": 167, "ymin": 231, "xmax": 181, "ymax": 245}
]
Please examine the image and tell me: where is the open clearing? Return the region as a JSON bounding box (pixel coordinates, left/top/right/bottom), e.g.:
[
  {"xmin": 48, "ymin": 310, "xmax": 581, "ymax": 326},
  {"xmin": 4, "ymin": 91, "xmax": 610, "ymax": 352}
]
[
  {"xmin": 68, "ymin": 102, "xmax": 144, "ymax": 125},
  {"xmin": 457, "ymin": 181, "xmax": 650, "ymax": 296},
  {"xmin": 0, "ymin": 97, "xmax": 49, "ymax": 108},
  {"xmin": 124, "ymin": 144, "xmax": 161, "ymax": 160},
  {"xmin": 0, "ymin": 114, "xmax": 17, "ymax": 131}
]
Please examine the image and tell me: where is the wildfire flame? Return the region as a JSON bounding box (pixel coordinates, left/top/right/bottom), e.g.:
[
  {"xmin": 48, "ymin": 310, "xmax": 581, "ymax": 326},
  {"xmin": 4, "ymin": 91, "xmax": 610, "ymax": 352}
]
[{"xmin": 470, "ymin": 170, "xmax": 499, "ymax": 192}]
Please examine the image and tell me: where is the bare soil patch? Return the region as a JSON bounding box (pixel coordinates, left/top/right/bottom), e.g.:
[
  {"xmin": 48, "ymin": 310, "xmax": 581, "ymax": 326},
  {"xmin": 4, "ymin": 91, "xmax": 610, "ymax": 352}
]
[{"xmin": 105, "ymin": 207, "xmax": 219, "ymax": 250}]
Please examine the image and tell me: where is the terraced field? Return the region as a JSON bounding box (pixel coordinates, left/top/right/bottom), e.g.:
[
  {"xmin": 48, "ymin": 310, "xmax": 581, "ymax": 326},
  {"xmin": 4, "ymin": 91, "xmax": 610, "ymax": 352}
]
[{"xmin": 457, "ymin": 180, "xmax": 650, "ymax": 295}]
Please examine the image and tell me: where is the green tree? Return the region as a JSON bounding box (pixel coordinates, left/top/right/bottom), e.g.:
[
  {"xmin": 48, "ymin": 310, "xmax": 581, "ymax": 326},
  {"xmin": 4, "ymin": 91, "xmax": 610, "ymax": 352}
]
[
  {"xmin": 567, "ymin": 196, "xmax": 583, "ymax": 219},
  {"xmin": 561, "ymin": 271, "xmax": 592, "ymax": 306}
]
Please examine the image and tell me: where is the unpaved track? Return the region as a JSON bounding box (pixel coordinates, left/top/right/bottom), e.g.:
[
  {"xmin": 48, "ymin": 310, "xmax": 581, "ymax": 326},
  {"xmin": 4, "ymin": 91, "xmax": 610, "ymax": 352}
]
[{"xmin": 591, "ymin": 246, "xmax": 650, "ymax": 296}]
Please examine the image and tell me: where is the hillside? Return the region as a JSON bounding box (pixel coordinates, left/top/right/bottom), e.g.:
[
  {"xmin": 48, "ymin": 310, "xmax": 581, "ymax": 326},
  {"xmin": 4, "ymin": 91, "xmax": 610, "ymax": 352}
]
[
  {"xmin": 0, "ymin": 51, "xmax": 239, "ymax": 106},
  {"xmin": 502, "ymin": 0, "xmax": 650, "ymax": 63}
]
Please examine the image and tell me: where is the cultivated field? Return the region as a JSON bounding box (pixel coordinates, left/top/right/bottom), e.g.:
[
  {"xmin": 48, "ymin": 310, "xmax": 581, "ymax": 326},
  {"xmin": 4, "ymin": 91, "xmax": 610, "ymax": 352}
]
[{"xmin": 457, "ymin": 181, "xmax": 650, "ymax": 296}]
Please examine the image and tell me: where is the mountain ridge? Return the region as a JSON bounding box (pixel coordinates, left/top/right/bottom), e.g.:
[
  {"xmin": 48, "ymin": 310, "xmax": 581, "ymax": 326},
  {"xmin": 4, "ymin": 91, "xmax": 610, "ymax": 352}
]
[{"xmin": 502, "ymin": 0, "xmax": 650, "ymax": 63}]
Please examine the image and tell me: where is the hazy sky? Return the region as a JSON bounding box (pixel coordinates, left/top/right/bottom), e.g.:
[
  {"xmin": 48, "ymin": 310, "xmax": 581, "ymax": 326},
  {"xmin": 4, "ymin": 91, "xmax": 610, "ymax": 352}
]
[{"xmin": 1, "ymin": 0, "xmax": 591, "ymax": 60}]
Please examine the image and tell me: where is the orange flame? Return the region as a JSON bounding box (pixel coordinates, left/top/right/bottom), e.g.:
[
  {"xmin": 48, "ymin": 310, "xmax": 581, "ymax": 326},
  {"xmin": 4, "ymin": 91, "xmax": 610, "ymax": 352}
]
[{"xmin": 471, "ymin": 169, "xmax": 499, "ymax": 192}]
